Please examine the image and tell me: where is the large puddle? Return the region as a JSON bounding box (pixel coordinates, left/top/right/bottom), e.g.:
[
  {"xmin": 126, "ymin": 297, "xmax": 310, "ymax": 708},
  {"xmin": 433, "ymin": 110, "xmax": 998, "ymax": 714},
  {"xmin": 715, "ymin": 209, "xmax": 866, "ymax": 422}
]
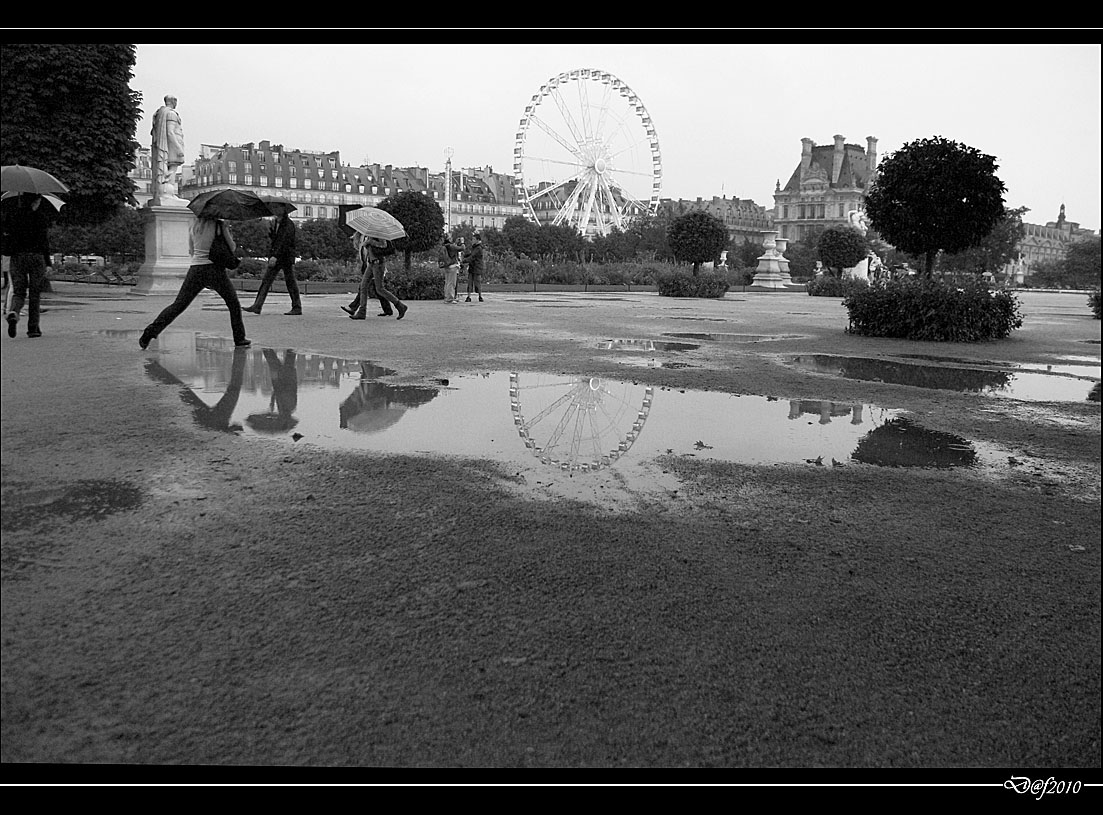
[
  {"xmin": 789, "ymin": 354, "xmax": 1100, "ymax": 403},
  {"xmin": 108, "ymin": 330, "xmax": 1027, "ymax": 481}
]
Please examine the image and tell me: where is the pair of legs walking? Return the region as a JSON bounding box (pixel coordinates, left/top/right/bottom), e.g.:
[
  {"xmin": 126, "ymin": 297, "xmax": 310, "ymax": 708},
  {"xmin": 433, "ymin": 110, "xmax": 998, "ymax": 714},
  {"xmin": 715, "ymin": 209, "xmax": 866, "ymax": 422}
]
[
  {"xmin": 349, "ymin": 264, "xmax": 406, "ymax": 320},
  {"xmin": 139, "ymin": 264, "xmax": 249, "ymax": 349},
  {"xmin": 6, "ymin": 253, "xmax": 47, "ymax": 338},
  {"xmin": 244, "ymin": 262, "xmax": 301, "ymax": 315}
]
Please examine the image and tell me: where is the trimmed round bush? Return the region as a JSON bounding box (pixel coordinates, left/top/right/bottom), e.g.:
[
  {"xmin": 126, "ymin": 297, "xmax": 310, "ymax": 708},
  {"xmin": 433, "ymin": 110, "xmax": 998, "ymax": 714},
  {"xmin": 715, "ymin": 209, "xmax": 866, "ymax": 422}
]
[{"xmin": 843, "ymin": 277, "xmax": 1023, "ymax": 341}]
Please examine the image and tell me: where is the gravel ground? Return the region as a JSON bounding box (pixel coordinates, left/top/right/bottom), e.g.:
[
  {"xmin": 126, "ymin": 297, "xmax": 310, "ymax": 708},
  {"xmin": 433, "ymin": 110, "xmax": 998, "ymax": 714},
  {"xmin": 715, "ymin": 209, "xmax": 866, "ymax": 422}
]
[{"xmin": 1, "ymin": 281, "xmax": 1099, "ymax": 778}]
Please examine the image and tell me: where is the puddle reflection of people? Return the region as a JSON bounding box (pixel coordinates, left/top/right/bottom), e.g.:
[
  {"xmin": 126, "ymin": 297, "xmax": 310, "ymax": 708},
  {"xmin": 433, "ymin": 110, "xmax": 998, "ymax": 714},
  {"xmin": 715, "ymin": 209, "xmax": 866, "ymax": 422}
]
[
  {"xmin": 144, "ymin": 345, "xmax": 248, "ymax": 433},
  {"xmin": 339, "ymin": 380, "xmax": 437, "ymax": 434},
  {"xmin": 246, "ymin": 349, "xmax": 299, "ymax": 434}
]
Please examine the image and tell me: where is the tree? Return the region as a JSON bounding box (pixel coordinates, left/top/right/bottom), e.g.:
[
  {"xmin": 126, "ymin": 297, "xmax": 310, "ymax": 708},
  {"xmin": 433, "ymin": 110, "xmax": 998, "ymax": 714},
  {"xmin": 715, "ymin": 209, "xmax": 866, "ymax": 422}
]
[
  {"xmin": 298, "ymin": 218, "xmax": 355, "ymax": 262},
  {"xmin": 378, "ymin": 190, "xmax": 444, "ymax": 269},
  {"xmin": 733, "ymin": 237, "xmax": 763, "ymax": 270},
  {"xmin": 502, "ymin": 215, "xmax": 541, "ymax": 258},
  {"xmin": 1064, "ymin": 236, "xmax": 1102, "ymax": 289},
  {"xmin": 817, "ymin": 225, "xmax": 869, "ymax": 276},
  {"xmin": 938, "ymin": 206, "xmax": 1028, "ymax": 278},
  {"xmin": 1, "ymin": 44, "xmax": 142, "ymax": 225},
  {"xmin": 83, "ymin": 207, "xmax": 145, "ymax": 260},
  {"xmin": 781, "ymin": 238, "xmax": 819, "ymax": 278},
  {"xmin": 627, "ymin": 210, "xmax": 672, "ymax": 262},
  {"xmin": 667, "ymin": 210, "xmax": 728, "ymax": 275},
  {"xmin": 863, "ymin": 135, "xmax": 1007, "ymax": 277},
  {"xmin": 229, "ymin": 218, "xmax": 272, "ymax": 259}
]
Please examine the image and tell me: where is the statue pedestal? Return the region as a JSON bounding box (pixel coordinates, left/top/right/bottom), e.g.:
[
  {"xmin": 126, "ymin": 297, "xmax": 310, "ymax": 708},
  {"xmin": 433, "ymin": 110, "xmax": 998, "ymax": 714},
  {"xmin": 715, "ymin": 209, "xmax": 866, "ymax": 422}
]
[
  {"xmin": 132, "ymin": 206, "xmax": 194, "ymax": 296},
  {"xmin": 751, "ymin": 231, "xmax": 794, "ymax": 289}
]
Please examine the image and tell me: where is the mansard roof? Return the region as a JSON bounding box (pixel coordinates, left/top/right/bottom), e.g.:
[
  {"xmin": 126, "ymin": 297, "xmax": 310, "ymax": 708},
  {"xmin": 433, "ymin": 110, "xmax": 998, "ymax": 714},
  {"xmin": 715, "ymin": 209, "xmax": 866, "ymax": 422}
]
[{"xmin": 781, "ymin": 141, "xmax": 874, "ymax": 194}]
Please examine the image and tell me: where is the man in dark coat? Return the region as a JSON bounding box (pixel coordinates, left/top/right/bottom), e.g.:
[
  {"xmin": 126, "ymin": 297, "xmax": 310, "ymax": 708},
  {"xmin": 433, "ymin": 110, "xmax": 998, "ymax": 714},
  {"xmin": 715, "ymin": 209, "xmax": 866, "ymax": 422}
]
[
  {"xmin": 244, "ymin": 209, "xmax": 302, "ymax": 315},
  {"xmin": 4, "ymin": 194, "xmax": 52, "ymax": 338},
  {"xmin": 463, "ymin": 233, "xmax": 485, "ymax": 303}
]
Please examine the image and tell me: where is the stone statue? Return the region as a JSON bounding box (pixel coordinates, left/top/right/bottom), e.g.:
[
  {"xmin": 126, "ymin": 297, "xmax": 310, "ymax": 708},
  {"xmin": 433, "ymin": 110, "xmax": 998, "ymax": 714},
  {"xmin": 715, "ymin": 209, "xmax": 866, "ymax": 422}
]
[
  {"xmin": 151, "ymin": 95, "xmax": 185, "ymax": 204},
  {"xmin": 847, "ymin": 208, "xmax": 869, "ymax": 235}
]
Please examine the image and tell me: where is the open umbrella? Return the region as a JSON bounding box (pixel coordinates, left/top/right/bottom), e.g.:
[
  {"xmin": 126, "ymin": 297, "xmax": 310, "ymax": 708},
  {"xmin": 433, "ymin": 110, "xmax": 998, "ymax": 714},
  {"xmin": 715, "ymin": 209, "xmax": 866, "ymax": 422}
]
[
  {"xmin": 0, "ymin": 190, "xmax": 65, "ymax": 210},
  {"xmin": 345, "ymin": 206, "xmax": 407, "ymax": 240},
  {"xmin": 188, "ymin": 188, "xmax": 272, "ymax": 221},
  {"xmin": 259, "ymin": 195, "xmax": 297, "ymax": 216},
  {"xmin": 1, "ymin": 164, "xmax": 69, "ymax": 195}
]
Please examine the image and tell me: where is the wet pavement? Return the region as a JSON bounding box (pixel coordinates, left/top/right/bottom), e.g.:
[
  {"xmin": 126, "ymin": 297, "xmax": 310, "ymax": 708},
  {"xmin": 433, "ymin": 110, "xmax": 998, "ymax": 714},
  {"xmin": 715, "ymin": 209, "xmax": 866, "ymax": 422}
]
[{"xmin": 103, "ymin": 328, "xmax": 1034, "ymax": 474}]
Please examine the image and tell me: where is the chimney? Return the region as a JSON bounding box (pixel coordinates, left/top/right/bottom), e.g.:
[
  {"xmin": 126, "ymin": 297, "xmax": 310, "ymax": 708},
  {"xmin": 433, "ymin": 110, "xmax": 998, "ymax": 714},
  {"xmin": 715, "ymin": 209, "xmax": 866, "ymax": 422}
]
[
  {"xmin": 831, "ymin": 135, "xmax": 845, "ymax": 185},
  {"xmin": 800, "ymin": 138, "xmax": 813, "ymax": 178},
  {"xmin": 866, "ymin": 136, "xmax": 878, "ymax": 176}
]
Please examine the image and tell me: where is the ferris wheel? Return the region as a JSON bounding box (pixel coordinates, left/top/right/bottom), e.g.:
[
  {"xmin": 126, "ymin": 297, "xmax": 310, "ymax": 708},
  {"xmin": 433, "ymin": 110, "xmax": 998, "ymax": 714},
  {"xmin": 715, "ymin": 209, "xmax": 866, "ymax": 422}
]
[
  {"xmin": 510, "ymin": 372, "xmax": 654, "ymax": 472},
  {"xmin": 513, "ymin": 68, "xmax": 662, "ymax": 238}
]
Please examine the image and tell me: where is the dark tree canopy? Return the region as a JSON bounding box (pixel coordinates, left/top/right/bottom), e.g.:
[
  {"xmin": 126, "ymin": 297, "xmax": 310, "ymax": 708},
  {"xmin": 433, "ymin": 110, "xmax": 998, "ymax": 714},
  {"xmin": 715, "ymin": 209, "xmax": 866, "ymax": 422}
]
[
  {"xmin": 863, "ymin": 135, "xmax": 1007, "ymax": 277},
  {"xmin": 817, "ymin": 225, "xmax": 870, "ymax": 275},
  {"xmin": 667, "ymin": 210, "xmax": 728, "ymax": 275},
  {"xmin": 378, "ymin": 190, "xmax": 445, "ymax": 269},
  {"xmin": 938, "ymin": 206, "xmax": 1028, "ymax": 277},
  {"xmin": 1, "ymin": 43, "xmax": 142, "ymax": 224}
]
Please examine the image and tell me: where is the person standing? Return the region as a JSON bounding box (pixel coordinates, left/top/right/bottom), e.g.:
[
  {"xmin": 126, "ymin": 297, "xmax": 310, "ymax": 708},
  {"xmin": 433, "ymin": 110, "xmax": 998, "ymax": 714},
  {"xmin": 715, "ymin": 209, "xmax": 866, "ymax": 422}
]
[
  {"xmin": 139, "ymin": 216, "xmax": 250, "ymax": 350},
  {"xmin": 350, "ymin": 236, "xmax": 406, "ymax": 320},
  {"xmin": 4, "ymin": 194, "xmax": 52, "ymax": 339},
  {"xmin": 244, "ymin": 209, "xmax": 302, "ymax": 315},
  {"xmin": 438, "ymin": 235, "xmax": 460, "ymax": 303},
  {"xmin": 463, "ymin": 233, "xmax": 485, "ymax": 303}
]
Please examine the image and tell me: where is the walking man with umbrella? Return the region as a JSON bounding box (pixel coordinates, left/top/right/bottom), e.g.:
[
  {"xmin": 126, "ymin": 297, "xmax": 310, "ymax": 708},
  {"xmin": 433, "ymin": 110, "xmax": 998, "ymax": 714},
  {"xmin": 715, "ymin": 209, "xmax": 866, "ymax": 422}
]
[
  {"xmin": 3, "ymin": 193, "xmax": 52, "ymax": 339},
  {"xmin": 244, "ymin": 201, "xmax": 302, "ymax": 315}
]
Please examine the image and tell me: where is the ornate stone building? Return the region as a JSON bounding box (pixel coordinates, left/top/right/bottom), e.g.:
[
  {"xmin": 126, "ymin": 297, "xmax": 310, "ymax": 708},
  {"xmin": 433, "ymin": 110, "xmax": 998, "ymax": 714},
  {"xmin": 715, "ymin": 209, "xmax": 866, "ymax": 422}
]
[
  {"xmin": 178, "ymin": 140, "xmax": 522, "ymax": 230},
  {"xmin": 773, "ymin": 135, "xmax": 878, "ymax": 242},
  {"xmin": 1001, "ymin": 204, "xmax": 1099, "ymax": 284},
  {"xmin": 659, "ymin": 195, "xmax": 773, "ymax": 246}
]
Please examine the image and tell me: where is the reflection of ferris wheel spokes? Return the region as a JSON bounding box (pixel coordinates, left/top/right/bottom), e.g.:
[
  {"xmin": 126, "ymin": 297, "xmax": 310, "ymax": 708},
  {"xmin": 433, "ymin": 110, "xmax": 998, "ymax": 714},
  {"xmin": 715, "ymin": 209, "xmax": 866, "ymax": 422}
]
[{"xmin": 510, "ymin": 372, "xmax": 654, "ymax": 472}]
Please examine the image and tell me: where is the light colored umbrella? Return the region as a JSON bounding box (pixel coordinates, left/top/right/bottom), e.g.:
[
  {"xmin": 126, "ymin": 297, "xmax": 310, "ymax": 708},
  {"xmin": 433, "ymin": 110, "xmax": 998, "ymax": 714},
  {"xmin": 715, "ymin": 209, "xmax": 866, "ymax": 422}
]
[
  {"xmin": 1, "ymin": 164, "xmax": 69, "ymax": 195},
  {"xmin": 344, "ymin": 206, "xmax": 407, "ymax": 240}
]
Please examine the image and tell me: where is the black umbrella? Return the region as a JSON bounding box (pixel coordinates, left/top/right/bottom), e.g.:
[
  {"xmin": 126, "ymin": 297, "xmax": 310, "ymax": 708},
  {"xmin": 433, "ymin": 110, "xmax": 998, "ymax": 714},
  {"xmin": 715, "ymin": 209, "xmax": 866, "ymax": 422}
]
[
  {"xmin": 1, "ymin": 164, "xmax": 69, "ymax": 195},
  {"xmin": 188, "ymin": 188, "xmax": 272, "ymax": 221},
  {"xmin": 259, "ymin": 195, "xmax": 297, "ymax": 216}
]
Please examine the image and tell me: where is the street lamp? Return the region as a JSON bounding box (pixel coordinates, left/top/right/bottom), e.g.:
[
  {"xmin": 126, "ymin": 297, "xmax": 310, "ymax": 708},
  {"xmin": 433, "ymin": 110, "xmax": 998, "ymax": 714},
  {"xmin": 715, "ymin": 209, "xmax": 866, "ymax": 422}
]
[{"xmin": 444, "ymin": 147, "xmax": 454, "ymax": 236}]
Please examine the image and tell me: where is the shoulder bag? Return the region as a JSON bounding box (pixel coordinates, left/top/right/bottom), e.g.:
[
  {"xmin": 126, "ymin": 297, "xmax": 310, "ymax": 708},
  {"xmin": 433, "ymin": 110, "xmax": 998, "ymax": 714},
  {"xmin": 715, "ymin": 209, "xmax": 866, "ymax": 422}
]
[{"xmin": 209, "ymin": 221, "xmax": 241, "ymax": 271}]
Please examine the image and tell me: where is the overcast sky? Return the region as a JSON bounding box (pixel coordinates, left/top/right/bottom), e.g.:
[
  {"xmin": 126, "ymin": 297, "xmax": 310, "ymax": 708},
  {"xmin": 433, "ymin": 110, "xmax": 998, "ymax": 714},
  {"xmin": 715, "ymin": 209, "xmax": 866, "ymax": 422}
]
[{"xmin": 130, "ymin": 40, "xmax": 1101, "ymax": 230}]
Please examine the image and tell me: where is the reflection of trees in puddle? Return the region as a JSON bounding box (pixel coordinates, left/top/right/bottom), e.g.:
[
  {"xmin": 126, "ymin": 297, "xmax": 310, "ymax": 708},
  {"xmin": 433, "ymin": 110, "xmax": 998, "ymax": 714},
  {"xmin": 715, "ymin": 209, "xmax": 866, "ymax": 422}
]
[
  {"xmin": 791, "ymin": 355, "xmax": 1012, "ymax": 393},
  {"xmin": 509, "ymin": 372, "xmax": 653, "ymax": 471},
  {"xmin": 852, "ymin": 417, "xmax": 978, "ymax": 468},
  {"xmin": 339, "ymin": 381, "xmax": 439, "ymax": 434}
]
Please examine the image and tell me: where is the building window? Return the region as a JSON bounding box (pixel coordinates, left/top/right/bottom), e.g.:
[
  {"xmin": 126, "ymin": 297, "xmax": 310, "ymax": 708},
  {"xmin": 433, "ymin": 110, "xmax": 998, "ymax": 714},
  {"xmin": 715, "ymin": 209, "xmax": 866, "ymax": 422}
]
[
  {"xmin": 244, "ymin": 162, "xmax": 252, "ymax": 173},
  {"xmin": 290, "ymin": 166, "xmax": 296, "ymax": 176},
  {"xmin": 275, "ymin": 177, "xmax": 283, "ymax": 188},
  {"xmin": 228, "ymin": 173, "xmax": 237, "ymax": 184},
  {"xmin": 289, "ymin": 178, "xmax": 298, "ymax": 188},
  {"xmin": 304, "ymin": 179, "xmax": 312, "ymax": 189},
  {"xmin": 260, "ymin": 176, "xmax": 268, "ymax": 187},
  {"xmin": 244, "ymin": 175, "xmax": 253, "ymax": 185},
  {"xmin": 228, "ymin": 161, "xmax": 237, "ymax": 172},
  {"xmin": 260, "ymin": 164, "xmax": 266, "ymax": 173},
  {"xmin": 304, "ymin": 206, "xmax": 312, "ymax": 217}
]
